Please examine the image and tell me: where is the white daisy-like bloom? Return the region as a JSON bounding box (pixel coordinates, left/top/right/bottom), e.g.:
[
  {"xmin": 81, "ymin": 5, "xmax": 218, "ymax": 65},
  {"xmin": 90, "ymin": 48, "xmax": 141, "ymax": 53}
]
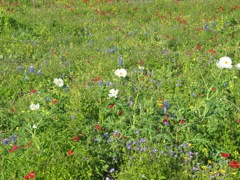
[
  {"xmin": 32, "ymin": 124, "xmax": 37, "ymax": 129},
  {"xmin": 114, "ymin": 68, "xmax": 127, "ymax": 78},
  {"xmin": 235, "ymin": 63, "xmax": 240, "ymax": 70},
  {"xmin": 30, "ymin": 103, "xmax": 40, "ymax": 110},
  {"xmin": 108, "ymin": 89, "xmax": 119, "ymax": 98},
  {"xmin": 54, "ymin": 78, "xmax": 64, "ymax": 87},
  {"xmin": 216, "ymin": 56, "xmax": 232, "ymax": 69}
]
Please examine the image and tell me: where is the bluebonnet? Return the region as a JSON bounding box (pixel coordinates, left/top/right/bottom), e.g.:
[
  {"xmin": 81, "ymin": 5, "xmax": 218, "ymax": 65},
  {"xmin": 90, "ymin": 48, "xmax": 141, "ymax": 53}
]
[
  {"xmin": 205, "ymin": 25, "xmax": 210, "ymax": 32},
  {"xmin": 17, "ymin": 66, "xmax": 23, "ymax": 71},
  {"xmin": 211, "ymin": 22, "xmax": 216, "ymax": 27},
  {"xmin": 29, "ymin": 66, "xmax": 34, "ymax": 73},
  {"xmin": 99, "ymin": 81, "xmax": 103, "ymax": 86},
  {"xmin": 2, "ymin": 138, "xmax": 9, "ymax": 145},
  {"xmin": 119, "ymin": 56, "xmax": 124, "ymax": 66},
  {"xmin": 104, "ymin": 133, "xmax": 109, "ymax": 139},
  {"xmin": 113, "ymin": 46, "xmax": 118, "ymax": 51},
  {"xmin": 37, "ymin": 70, "xmax": 42, "ymax": 75},
  {"xmin": 66, "ymin": 61, "xmax": 70, "ymax": 66},
  {"xmin": 106, "ymin": 49, "xmax": 114, "ymax": 53},
  {"xmin": 11, "ymin": 134, "xmax": 17, "ymax": 142},
  {"xmin": 163, "ymin": 101, "xmax": 168, "ymax": 112}
]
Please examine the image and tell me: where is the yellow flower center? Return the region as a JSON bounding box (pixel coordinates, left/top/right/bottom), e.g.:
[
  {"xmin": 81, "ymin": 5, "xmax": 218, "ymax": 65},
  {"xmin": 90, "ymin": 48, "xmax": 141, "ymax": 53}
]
[
  {"xmin": 119, "ymin": 72, "xmax": 123, "ymax": 76},
  {"xmin": 224, "ymin": 61, "xmax": 229, "ymax": 64}
]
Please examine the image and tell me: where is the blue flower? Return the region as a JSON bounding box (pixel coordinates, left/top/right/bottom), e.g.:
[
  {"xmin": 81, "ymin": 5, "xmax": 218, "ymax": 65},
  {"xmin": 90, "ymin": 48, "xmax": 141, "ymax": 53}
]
[
  {"xmin": 2, "ymin": 138, "xmax": 9, "ymax": 145},
  {"xmin": 37, "ymin": 70, "xmax": 42, "ymax": 75},
  {"xmin": 29, "ymin": 66, "xmax": 34, "ymax": 73}
]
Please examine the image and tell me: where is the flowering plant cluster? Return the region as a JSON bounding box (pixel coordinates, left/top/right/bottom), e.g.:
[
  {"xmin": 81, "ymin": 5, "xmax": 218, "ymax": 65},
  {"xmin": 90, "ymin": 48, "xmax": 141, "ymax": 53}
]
[{"xmin": 0, "ymin": 1, "xmax": 239, "ymax": 179}]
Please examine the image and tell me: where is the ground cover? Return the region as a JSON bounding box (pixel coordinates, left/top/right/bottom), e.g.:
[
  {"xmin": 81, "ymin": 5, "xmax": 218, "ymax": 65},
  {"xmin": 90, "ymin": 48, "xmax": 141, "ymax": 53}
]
[{"xmin": 0, "ymin": 0, "xmax": 239, "ymax": 179}]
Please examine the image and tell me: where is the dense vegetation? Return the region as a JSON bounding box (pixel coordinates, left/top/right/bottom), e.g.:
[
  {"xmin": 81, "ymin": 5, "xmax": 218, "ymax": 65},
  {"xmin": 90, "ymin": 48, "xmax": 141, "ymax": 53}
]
[{"xmin": 0, "ymin": 0, "xmax": 239, "ymax": 179}]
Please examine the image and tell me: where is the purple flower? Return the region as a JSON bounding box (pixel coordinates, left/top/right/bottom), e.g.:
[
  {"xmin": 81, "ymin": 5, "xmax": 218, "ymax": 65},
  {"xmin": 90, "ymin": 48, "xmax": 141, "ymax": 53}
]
[
  {"xmin": 37, "ymin": 70, "xmax": 42, "ymax": 75},
  {"xmin": 29, "ymin": 66, "xmax": 34, "ymax": 73},
  {"xmin": 139, "ymin": 138, "xmax": 146, "ymax": 143},
  {"xmin": 2, "ymin": 138, "xmax": 9, "ymax": 145},
  {"xmin": 99, "ymin": 81, "xmax": 103, "ymax": 86},
  {"xmin": 17, "ymin": 66, "xmax": 23, "ymax": 71},
  {"xmin": 126, "ymin": 145, "xmax": 131, "ymax": 150},
  {"xmin": 163, "ymin": 101, "xmax": 168, "ymax": 111},
  {"xmin": 205, "ymin": 25, "xmax": 210, "ymax": 32},
  {"xmin": 11, "ymin": 134, "xmax": 17, "ymax": 142},
  {"xmin": 119, "ymin": 56, "xmax": 124, "ymax": 66}
]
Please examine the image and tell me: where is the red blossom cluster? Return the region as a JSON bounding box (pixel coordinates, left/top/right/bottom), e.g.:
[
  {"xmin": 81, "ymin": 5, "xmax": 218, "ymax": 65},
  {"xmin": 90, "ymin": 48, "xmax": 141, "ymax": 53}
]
[
  {"xmin": 9, "ymin": 145, "xmax": 19, "ymax": 153},
  {"xmin": 229, "ymin": 161, "xmax": 240, "ymax": 168},
  {"xmin": 67, "ymin": 150, "xmax": 74, "ymax": 157},
  {"xmin": 24, "ymin": 172, "xmax": 36, "ymax": 179}
]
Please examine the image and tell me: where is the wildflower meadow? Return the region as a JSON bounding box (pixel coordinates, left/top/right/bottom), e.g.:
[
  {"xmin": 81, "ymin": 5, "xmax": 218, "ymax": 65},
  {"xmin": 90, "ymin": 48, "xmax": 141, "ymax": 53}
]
[{"xmin": 0, "ymin": 0, "xmax": 240, "ymax": 179}]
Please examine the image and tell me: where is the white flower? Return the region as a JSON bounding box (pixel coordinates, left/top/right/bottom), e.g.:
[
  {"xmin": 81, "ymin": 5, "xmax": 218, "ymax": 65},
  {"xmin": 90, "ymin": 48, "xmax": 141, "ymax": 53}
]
[
  {"xmin": 54, "ymin": 78, "xmax": 64, "ymax": 87},
  {"xmin": 32, "ymin": 124, "xmax": 37, "ymax": 129},
  {"xmin": 216, "ymin": 56, "xmax": 232, "ymax": 69},
  {"xmin": 108, "ymin": 89, "xmax": 118, "ymax": 98},
  {"xmin": 236, "ymin": 63, "xmax": 240, "ymax": 70},
  {"xmin": 138, "ymin": 66, "xmax": 144, "ymax": 70},
  {"xmin": 30, "ymin": 103, "xmax": 40, "ymax": 110},
  {"xmin": 114, "ymin": 69, "xmax": 127, "ymax": 78}
]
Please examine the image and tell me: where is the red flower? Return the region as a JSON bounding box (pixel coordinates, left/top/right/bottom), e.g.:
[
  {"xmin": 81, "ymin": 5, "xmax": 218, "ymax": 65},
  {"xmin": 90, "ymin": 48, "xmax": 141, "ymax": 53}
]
[
  {"xmin": 221, "ymin": 153, "xmax": 230, "ymax": 158},
  {"xmin": 179, "ymin": 120, "xmax": 185, "ymax": 124},
  {"xmin": 182, "ymin": 19, "xmax": 187, "ymax": 25},
  {"xmin": 196, "ymin": 45, "xmax": 201, "ymax": 50},
  {"xmin": 212, "ymin": 87, "xmax": 216, "ymax": 91},
  {"xmin": 92, "ymin": 76, "xmax": 102, "ymax": 82},
  {"xmin": 52, "ymin": 100, "xmax": 58, "ymax": 105},
  {"xmin": 119, "ymin": 111, "xmax": 123, "ymax": 116},
  {"xmin": 11, "ymin": 107, "xmax": 15, "ymax": 112},
  {"xmin": 232, "ymin": 5, "xmax": 239, "ymax": 10},
  {"xmin": 229, "ymin": 161, "xmax": 240, "ymax": 168},
  {"xmin": 67, "ymin": 150, "xmax": 74, "ymax": 157},
  {"xmin": 237, "ymin": 119, "xmax": 240, "ymax": 123},
  {"xmin": 72, "ymin": 136, "xmax": 80, "ymax": 141},
  {"xmin": 95, "ymin": 124, "xmax": 102, "ymax": 131},
  {"xmin": 24, "ymin": 172, "xmax": 36, "ymax": 179},
  {"xmin": 209, "ymin": 49, "xmax": 216, "ymax": 54},
  {"xmin": 9, "ymin": 145, "xmax": 19, "ymax": 152},
  {"xmin": 109, "ymin": 104, "xmax": 115, "ymax": 109},
  {"xmin": 30, "ymin": 89, "xmax": 37, "ymax": 93}
]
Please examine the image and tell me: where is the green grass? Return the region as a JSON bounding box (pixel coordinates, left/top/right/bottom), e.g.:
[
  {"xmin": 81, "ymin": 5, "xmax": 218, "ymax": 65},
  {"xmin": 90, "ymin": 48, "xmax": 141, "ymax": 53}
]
[{"xmin": 0, "ymin": 0, "xmax": 239, "ymax": 179}]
